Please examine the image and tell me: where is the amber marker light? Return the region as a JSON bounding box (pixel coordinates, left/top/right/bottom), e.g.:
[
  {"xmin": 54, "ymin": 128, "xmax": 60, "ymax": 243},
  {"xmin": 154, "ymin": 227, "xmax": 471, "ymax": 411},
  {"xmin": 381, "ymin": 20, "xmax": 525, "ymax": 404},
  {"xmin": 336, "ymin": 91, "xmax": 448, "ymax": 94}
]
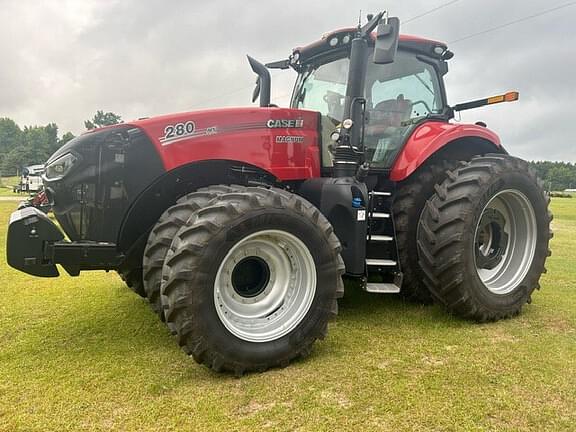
[
  {"xmin": 487, "ymin": 95, "xmax": 506, "ymax": 104},
  {"xmin": 504, "ymin": 91, "xmax": 520, "ymax": 102},
  {"xmin": 453, "ymin": 91, "xmax": 520, "ymax": 112}
]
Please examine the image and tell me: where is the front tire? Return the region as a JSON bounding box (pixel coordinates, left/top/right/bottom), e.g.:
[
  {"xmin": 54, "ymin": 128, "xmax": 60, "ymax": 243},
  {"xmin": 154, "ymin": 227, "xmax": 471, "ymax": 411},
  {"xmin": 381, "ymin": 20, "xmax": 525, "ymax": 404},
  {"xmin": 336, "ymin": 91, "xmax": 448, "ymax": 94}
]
[
  {"xmin": 162, "ymin": 187, "xmax": 344, "ymax": 374},
  {"xmin": 117, "ymin": 267, "xmax": 146, "ymax": 297},
  {"xmin": 417, "ymin": 155, "xmax": 552, "ymax": 321},
  {"xmin": 142, "ymin": 185, "xmax": 239, "ymax": 319}
]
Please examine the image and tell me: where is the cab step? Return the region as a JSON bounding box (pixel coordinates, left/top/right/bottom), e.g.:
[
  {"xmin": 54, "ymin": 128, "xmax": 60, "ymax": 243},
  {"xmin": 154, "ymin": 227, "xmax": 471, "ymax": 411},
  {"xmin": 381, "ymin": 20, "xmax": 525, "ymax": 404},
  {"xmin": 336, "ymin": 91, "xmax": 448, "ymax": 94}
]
[
  {"xmin": 367, "ymin": 234, "xmax": 393, "ymax": 242},
  {"xmin": 366, "ymin": 258, "xmax": 396, "ymax": 266},
  {"xmin": 365, "ymin": 282, "xmax": 401, "ymax": 293}
]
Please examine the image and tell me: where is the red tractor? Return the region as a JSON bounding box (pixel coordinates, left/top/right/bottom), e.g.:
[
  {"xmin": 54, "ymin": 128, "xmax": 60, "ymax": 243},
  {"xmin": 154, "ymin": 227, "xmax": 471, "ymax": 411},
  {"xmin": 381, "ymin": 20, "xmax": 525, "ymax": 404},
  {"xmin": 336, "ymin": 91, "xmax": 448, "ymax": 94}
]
[{"xmin": 7, "ymin": 12, "xmax": 552, "ymax": 374}]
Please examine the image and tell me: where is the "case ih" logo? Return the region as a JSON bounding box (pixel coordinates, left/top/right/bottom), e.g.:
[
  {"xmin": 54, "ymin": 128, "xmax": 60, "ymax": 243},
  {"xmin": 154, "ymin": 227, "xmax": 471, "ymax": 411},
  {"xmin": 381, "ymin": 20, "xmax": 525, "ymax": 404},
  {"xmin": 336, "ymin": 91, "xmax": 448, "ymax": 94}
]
[{"xmin": 266, "ymin": 119, "xmax": 304, "ymax": 128}]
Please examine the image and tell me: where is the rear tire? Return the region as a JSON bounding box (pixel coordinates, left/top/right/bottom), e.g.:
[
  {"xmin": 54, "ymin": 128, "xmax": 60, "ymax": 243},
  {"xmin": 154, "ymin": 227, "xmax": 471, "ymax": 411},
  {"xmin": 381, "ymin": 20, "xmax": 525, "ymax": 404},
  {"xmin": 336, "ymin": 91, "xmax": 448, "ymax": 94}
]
[
  {"xmin": 162, "ymin": 186, "xmax": 344, "ymax": 374},
  {"xmin": 417, "ymin": 155, "xmax": 552, "ymax": 321},
  {"xmin": 392, "ymin": 160, "xmax": 458, "ymax": 303},
  {"xmin": 142, "ymin": 185, "xmax": 240, "ymax": 319}
]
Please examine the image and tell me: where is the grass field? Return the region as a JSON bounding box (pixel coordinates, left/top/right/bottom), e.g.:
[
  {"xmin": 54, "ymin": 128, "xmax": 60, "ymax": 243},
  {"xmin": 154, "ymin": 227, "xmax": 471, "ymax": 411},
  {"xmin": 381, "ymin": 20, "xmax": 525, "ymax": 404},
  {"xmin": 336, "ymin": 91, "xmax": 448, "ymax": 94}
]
[
  {"xmin": 0, "ymin": 177, "xmax": 23, "ymax": 197},
  {"xmin": 0, "ymin": 199, "xmax": 574, "ymax": 431}
]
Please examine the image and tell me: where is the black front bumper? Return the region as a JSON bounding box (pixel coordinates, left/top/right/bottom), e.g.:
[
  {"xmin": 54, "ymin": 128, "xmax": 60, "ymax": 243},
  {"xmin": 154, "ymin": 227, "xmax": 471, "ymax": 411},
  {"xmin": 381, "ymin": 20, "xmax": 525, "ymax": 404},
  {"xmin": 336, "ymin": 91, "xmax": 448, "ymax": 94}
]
[{"xmin": 7, "ymin": 207, "xmax": 124, "ymax": 277}]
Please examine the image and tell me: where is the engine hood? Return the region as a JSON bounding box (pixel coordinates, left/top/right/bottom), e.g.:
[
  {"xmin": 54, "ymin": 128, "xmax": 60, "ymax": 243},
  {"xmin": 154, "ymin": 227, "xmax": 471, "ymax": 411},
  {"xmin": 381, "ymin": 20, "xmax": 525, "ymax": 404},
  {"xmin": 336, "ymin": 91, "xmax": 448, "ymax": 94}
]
[{"xmin": 123, "ymin": 106, "xmax": 322, "ymax": 178}]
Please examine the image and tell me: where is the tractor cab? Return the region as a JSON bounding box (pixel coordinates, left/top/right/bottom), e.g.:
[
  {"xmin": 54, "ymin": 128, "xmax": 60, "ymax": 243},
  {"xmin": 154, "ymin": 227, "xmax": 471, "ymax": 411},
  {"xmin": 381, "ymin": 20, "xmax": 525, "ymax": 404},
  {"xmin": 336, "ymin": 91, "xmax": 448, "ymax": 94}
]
[
  {"xmin": 290, "ymin": 31, "xmax": 451, "ymax": 169},
  {"xmin": 261, "ymin": 13, "xmax": 455, "ymax": 176}
]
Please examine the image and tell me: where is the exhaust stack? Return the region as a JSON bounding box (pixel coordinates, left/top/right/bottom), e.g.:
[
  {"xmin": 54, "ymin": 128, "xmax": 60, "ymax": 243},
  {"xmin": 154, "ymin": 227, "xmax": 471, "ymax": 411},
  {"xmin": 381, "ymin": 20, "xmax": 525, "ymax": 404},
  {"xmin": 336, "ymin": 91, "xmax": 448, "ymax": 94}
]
[{"xmin": 247, "ymin": 55, "xmax": 271, "ymax": 107}]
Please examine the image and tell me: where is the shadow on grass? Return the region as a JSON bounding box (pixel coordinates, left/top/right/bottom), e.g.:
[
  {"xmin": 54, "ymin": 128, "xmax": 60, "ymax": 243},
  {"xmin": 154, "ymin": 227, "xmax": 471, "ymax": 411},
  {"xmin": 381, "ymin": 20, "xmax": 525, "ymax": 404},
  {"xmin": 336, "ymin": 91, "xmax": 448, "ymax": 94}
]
[{"xmin": 338, "ymin": 278, "xmax": 474, "ymax": 329}]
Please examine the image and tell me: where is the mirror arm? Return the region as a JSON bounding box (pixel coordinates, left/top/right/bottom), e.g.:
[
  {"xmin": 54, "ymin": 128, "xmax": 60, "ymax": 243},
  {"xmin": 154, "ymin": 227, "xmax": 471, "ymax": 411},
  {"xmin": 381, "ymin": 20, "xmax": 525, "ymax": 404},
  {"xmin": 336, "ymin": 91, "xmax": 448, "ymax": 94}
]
[
  {"xmin": 360, "ymin": 11, "xmax": 384, "ymax": 37},
  {"xmin": 265, "ymin": 59, "xmax": 290, "ymax": 70}
]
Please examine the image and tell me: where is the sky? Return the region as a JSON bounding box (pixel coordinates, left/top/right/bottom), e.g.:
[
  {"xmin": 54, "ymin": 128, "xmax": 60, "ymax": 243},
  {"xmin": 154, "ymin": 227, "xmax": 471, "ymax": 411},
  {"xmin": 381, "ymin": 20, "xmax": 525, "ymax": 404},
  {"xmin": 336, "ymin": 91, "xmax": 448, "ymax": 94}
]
[{"xmin": 1, "ymin": 0, "xmax": 575, "ymax": 162}]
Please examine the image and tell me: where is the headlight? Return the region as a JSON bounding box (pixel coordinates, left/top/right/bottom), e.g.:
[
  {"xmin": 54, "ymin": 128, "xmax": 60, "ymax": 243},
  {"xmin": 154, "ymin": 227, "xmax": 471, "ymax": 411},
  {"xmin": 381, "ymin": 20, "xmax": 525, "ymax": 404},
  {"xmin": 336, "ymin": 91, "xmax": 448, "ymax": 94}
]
[
  {"xmin": 44, "ymin": 153, "xmax": 78, "ymax": 181},
  {"xmin": 342, "ymin": 118, "xmax": 354, "ymax": 129},
  {"xmin": 330, "ymin": 129, "xmax": 341, "ymax": 142}
]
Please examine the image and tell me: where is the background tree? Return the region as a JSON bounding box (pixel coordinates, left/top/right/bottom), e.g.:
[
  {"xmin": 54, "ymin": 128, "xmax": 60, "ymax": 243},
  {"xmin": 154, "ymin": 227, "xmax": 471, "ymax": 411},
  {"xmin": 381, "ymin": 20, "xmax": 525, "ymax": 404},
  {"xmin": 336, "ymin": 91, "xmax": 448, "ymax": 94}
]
[
  {"xmin": 0, "ymin": 118, "xmax": 23, "ymax": 172},
  {"xmin": 530, "ymin": 161, "xmax": 576, "ymax": 191},
  {"xmin": 0, "ymin": 120, "xmax": 76, "ymax": 176},
  {"xmin": 0, "ymin": 118, "xmax": 22, "ymax": 153},
  {"xmin": 59, "ymin": 132, "xmax": 76, "ymax": 146},
  {"xmin": 22, "ymin": 123, "xmax": 59, "ymax": 159},
  {"xmin": 84, "ymin": 110, "xmax": 122, "ymax": 130}
]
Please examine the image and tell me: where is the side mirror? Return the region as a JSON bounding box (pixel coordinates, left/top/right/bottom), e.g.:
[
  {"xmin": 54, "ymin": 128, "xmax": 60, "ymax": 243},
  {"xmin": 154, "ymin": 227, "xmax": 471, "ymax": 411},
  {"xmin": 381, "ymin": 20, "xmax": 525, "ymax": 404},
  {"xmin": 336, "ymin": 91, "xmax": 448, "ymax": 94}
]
[{"xmin": 373, "ymin": 16, "xmax": 399, "ymax": 64}]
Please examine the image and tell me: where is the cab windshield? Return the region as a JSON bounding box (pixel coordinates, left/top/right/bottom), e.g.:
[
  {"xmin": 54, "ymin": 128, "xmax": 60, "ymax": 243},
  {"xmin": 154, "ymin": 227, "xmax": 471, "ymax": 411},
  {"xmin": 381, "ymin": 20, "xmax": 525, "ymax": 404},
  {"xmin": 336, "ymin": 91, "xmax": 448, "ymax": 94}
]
[{"xmin": 292, "ymin": 49, "xmax": 444, "ymax": 168}]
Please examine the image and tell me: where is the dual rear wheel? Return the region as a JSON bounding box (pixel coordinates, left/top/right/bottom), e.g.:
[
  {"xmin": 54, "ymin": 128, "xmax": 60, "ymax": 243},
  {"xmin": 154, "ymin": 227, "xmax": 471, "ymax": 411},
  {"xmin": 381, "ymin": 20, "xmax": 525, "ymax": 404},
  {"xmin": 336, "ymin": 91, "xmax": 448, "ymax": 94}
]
[
  {"xmin": 143, "ymin": 186, "xmax": 344, "ymax": 374},
  {"xmin": 417, "ymin": 155, "xmax": 552, "ymax": 321}
]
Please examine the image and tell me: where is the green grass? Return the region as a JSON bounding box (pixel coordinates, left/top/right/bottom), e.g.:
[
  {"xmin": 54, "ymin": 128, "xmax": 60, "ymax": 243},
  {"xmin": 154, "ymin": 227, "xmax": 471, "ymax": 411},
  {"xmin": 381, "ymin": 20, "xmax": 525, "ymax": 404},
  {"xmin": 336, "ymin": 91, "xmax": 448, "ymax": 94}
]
[
  {"xmin": 0, "ymin": 177, "xmax": 23, "ymax": 197},
  {"xmin": 0, "ymin": 200, "xmax": 575, "ymax": 431}
]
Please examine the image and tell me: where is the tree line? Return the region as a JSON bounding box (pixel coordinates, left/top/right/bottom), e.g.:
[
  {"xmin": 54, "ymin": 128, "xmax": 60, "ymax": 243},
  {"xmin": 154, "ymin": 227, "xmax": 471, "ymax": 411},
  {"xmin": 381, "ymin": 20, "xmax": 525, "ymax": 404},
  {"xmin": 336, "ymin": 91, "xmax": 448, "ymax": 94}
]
[
  {"xmin": 0, "ymin": 113, "xmax": 575, "ymax": 190},
  {"xmin": 530, "ymin": 161, "xmax": 576, "ymax": 191},
  {"xmin": 0, "ymin": 111, "xmax": 122, "ymax": 176}
]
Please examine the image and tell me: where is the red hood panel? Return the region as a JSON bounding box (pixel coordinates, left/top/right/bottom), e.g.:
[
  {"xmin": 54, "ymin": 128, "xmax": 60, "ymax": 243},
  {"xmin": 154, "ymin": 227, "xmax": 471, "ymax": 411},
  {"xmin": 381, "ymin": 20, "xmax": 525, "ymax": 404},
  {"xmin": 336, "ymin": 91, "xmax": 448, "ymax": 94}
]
[{"xmin": 126, "ymin": 107, "xmax": 321, "ymax": 180}]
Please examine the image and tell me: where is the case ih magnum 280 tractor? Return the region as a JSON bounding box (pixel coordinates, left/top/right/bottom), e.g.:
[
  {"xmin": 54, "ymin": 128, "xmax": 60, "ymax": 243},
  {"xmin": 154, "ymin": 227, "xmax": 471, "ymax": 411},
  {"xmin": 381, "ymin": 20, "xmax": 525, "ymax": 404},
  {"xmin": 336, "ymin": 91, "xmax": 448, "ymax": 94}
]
[{"xmin": 7, "ymin": 12, "xmax": 552, "ymax": 374}]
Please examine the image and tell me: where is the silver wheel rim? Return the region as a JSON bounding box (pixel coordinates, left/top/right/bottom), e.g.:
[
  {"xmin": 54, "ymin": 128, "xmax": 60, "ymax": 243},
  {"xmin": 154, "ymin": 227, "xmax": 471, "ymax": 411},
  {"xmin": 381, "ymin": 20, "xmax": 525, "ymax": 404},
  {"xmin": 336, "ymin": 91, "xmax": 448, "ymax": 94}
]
[
  {"xmin": 214, "ymin": 229, "xmax": 317, "ymax": 343},
  {"xmin": 474, "ymin": 189, "xmax": 537, "ymax": 295}
]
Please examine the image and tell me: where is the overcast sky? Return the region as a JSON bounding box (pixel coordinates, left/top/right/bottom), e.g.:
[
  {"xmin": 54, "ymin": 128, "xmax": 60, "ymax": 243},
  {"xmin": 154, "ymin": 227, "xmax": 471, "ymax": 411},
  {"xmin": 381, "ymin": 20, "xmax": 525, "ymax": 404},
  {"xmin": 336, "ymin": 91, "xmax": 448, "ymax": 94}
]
[{"xmin": 1, "ymin": 0, "xmax": 575, "ymax": 162}]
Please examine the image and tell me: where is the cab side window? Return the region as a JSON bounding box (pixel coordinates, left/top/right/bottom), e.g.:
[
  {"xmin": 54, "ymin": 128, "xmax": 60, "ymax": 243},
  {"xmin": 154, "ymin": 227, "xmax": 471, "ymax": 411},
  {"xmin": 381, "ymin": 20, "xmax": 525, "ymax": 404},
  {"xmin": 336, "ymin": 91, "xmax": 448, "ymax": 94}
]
[
  {"xmin": 363, "ymin": 51, "xmax": 444, "ymax": 166},
  {"xmin": 368, "ymin": 51, "xmax": 442, "ymax": 123}
]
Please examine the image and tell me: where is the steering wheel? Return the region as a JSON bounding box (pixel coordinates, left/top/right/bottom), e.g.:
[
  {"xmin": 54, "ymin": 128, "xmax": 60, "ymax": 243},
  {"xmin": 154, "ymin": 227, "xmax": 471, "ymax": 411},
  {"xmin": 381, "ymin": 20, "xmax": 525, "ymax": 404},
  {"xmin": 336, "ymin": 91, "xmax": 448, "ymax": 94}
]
[{"xmin": 410, "ymin": 100, "xmax": 433, "ymax": 116}]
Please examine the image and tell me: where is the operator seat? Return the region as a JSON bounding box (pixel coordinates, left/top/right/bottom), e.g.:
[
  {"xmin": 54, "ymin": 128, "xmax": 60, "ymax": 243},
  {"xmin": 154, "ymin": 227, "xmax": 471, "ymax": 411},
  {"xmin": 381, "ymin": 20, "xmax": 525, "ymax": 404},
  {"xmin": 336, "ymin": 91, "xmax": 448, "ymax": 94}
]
[
  {"xmin": 366, "ymin": 94, "xmax": 412, "ymax": 164},
  {"xmin": 367, "ymin": 94, "xmax": 412, "ymax": 135}
]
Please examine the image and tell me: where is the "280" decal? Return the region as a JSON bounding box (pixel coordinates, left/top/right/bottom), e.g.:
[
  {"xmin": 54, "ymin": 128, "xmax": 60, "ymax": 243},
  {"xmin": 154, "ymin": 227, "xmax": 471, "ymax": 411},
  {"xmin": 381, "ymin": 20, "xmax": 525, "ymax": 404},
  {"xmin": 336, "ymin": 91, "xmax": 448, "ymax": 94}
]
[{"xmin": 161, "ymin": 121, "xmax": 195, "ymax": 143}]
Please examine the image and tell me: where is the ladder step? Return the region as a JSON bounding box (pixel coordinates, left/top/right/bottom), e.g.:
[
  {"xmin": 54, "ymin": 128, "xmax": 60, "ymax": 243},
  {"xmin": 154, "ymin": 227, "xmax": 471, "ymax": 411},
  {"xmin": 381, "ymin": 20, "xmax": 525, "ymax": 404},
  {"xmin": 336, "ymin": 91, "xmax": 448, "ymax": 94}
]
[
  {"xmin": 367, "ymin": 235, "xmax": 393, "ymax": 242},
  {"xmin": 369, "ymin": 191, "xmax": 391, "ymax": 196},
  {"xmin": 372, "ymin": 212, "xmax": 390, "ymax": 219},
  {"xmin": 365, "ymin": 283, "xmax": 401, "ymax": 294},
  {"xmin": 366, "ymin": 258, "xmax": 397, "ymax": 266}
]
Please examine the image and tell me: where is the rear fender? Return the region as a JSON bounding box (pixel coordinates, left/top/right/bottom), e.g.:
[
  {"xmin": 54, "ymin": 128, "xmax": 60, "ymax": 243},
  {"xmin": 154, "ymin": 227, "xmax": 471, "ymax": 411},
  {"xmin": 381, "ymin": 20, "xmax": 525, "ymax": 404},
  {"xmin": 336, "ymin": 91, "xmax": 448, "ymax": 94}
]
[{"xmin": 390, "ymin": 122, "xmax": 502, "ymax": 181}]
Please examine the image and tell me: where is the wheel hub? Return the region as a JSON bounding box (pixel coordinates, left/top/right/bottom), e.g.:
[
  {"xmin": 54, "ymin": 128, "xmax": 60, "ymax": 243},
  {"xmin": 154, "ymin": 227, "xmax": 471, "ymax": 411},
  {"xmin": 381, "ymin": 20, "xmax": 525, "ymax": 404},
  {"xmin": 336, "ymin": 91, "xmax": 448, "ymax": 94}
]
[
  {"xmin": 214, "ymin": 230, "xmax": 317, "ymax": 343},
  {"xmin": 231, "ymin": 256, "xmax": 271, "ymax": 298},
  {"xmin": 475, "ymin": 208, "xmax": 509, "ymax": 270},
  {"xmin": 473, "ymin": 189, "xmax": 537, "ymax": 295}
]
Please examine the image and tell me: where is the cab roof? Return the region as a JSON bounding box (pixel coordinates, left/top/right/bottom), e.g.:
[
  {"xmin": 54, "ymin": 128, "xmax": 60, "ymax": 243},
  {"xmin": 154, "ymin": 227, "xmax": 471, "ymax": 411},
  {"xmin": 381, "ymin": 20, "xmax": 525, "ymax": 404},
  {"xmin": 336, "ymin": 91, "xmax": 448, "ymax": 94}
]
[{"xmin": 292, "ymin": 28, "xmax": 448, "ymax": 66}]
